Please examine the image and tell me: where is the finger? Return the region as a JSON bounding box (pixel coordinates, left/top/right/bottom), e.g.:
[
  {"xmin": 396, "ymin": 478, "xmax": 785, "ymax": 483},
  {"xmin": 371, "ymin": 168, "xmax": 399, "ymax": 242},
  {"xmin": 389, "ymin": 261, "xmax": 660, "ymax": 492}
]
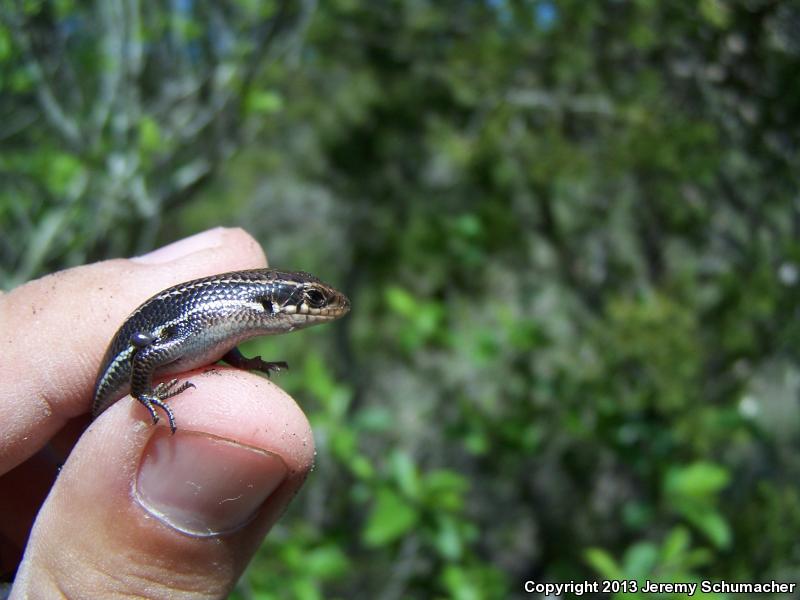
[
  {"xmin": 0, "ymin": 415, "xmax": 93, "ymax": 576},
  {"xmin": 0, "ymin": 227, "xmax": 268, "ymax": 474},
  {"xmin": 11, "ymin": 371, "xmax": 315, "ymax": 599}
]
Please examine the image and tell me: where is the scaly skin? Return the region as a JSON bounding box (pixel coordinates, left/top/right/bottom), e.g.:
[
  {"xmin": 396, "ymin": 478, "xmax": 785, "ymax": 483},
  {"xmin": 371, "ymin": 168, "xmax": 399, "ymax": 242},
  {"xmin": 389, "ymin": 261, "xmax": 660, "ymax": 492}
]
[{"xmin": 92, "ymin": 268, "xmax": 350, "ymax": 432}]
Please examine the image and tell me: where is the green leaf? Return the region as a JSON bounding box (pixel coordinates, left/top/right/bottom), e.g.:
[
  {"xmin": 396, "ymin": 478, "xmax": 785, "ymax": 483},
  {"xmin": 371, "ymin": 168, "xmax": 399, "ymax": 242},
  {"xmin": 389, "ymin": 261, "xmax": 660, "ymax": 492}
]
[
  {"xmin": 303, "ymin": 351, "xmax": 351, "ymax": 416},
  {"xmin": 353, "ymin": 406, "xmax": 394, "ymax": 431},
  {"xmin": 21, "ymin": 0, "xmax": 44, "ymax": 16},
  {"xmin": 303, "ymin": 545, "xmax": 350, "ymax": 579},
  {"xmin": 452, "ymin": 213, "xmax": 482, "ymax": 238},
  {"xmin": 46, "ymin": 153, "xmax": 84, "ymax": 194},
  {"xmin": 390, "ymin": 451, "xmax": 422, "ymax": 498},
  {"xmin": 685, "ymin": 548, "xmax": 713, "ymax": 569},
  {"xmin": 665, "ymin": 462, "xmax": 730, "ymax": 499},
  {"xmin": 247, "ymin": 90, "xmax": 284, "ymax": 115},
  {"xmin": 682, "ymin": 507, "xmax": 732, "ymax": 550},
  {"xmin": 385, "ymin": 285, "xmax": 445, "ymax": 350},
  {"xmin": 363, "ymin": 488, "xmax": 419, "ymax": 547},
  {"xmin": 440, "ymin": 565, "xmax": 481, "ymax": 600},
  {"xmin": 331, "ymin": 428, "xmax": 357, "ymax": 460},
  {"xmin": 53, "ymin": 0, "xmax": 76, "ymax": 18},
  {"xmin": 585, "ymin": 548, "xmax": 624, "ymax": 580},
  {"xmin": 699, "ymin": 0, "xmax": 731, "ymax": 28},
  {"xmin": 464, "ymin": 431, "xmax": 489, "ymax": 455},
  {"xmin": 385, "ymin": 285, "xmax": 416, "ymax": 317},
  {"xmin": 661, "ymin": 526, "xmax": 691, "ymax": 563},
  {"xmin": 422, "ymin": 470, "xmax": 468, "ymax": 512},
  {"xmin": 236, "ymin": 0, "xmax": 279, "ymax": 18},
  {"xmin": 139, "ymin": 116, "xmax": 162, "ymax": 155},
  {"xmin": 289, "ymin": 579, "xmax": 322, "ymax": 600},
  {"xmin": 348, "ymin": 455, "xmax": 375, "ymax": 479},
  {"xmin": 622, "ymin": 542, "xmax": 658, "ymax": 578},
  {"xmin": 0, "ymin": 26, "xmax": 11, "ymax": 61},
  {"xmin": 433, "ymin": 515, "xmax": 463, "ymax": 561}
]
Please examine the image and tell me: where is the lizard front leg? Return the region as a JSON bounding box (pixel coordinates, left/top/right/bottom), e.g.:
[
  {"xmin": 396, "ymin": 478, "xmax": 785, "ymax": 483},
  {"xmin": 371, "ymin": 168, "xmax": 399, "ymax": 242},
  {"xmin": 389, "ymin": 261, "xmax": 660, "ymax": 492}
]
[
  {"xmin": 222, "ymin": 346, "xmax": 288, "ymax": 376},
  {"xmin": 130, "ymin": 324, "xmax": 196, "ymax": 434}
]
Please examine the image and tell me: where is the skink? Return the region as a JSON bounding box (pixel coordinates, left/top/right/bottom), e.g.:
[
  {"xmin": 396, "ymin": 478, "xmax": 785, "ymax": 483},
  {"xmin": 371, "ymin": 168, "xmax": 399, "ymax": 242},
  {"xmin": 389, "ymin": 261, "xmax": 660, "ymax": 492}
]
[{"xmin": 92, "ymin": 268, "xmax": 350, "ymax": 432}]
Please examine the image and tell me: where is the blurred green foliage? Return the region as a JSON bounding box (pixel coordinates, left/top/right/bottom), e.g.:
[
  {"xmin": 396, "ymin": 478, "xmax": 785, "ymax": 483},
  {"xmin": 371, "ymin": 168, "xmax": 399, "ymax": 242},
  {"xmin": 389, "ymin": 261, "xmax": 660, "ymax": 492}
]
[{"xmin": 3, "ymin": 0, "xmax": 800, "ymax": 598}]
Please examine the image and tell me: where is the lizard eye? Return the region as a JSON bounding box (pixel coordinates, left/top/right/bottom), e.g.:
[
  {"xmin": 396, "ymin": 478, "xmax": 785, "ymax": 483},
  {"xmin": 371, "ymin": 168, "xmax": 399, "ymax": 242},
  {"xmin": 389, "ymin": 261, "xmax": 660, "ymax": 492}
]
[{"xmin": 305, "ymin": 288, "xmax": 326, "ymax": 308}]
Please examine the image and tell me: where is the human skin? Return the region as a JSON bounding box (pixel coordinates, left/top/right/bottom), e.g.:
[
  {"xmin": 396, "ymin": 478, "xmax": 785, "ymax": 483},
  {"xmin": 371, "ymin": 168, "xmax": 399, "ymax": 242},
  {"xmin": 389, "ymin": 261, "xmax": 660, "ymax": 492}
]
[{"xmin": 0, "ymin": 228, "xmax": 315, "ymax": 599}]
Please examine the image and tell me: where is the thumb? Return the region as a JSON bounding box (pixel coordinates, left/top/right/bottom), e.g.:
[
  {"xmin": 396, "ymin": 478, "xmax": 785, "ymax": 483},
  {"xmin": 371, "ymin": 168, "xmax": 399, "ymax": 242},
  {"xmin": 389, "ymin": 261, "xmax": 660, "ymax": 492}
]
[{"xmin": 10, "ymin": 372, "xmax": 314, "ymax": 599}]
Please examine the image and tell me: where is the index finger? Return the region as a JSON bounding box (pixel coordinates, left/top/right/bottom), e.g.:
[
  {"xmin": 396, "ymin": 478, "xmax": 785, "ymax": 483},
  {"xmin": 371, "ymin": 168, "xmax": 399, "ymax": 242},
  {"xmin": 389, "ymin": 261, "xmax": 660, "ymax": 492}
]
[{"xmin": 0, "ymin": 227, "xmax": 268, "ymax": 473}]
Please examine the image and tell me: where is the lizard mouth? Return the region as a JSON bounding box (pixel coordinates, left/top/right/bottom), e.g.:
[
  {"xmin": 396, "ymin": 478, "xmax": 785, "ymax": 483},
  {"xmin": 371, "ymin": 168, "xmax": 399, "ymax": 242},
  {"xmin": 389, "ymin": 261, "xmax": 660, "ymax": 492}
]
[
  {"xmin": 281, "ymin": 302, "xmax": 349, "ymax": 319},
  {"xmin": 280, "ymin": 290, "xmax": 350, "ymax": 319}
]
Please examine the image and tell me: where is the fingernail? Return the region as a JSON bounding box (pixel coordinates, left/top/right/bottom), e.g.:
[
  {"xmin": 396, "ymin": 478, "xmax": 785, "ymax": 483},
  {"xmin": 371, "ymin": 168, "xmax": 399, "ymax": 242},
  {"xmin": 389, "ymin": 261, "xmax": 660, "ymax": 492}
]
[
  {"xmin": 132, "ymin": 228, "xmax": 230, "ymax": 264},
  {"xmin": 135, "ymin": 430, "xmax": 289, "ymax": 536}
]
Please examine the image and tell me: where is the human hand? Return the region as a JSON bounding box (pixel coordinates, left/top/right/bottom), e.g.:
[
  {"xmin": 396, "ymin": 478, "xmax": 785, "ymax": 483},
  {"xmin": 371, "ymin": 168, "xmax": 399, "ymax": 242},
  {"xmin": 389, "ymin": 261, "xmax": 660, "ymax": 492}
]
[{"xmin": 0, "ymin": 228, "xmax": 314, "ymax": 598}]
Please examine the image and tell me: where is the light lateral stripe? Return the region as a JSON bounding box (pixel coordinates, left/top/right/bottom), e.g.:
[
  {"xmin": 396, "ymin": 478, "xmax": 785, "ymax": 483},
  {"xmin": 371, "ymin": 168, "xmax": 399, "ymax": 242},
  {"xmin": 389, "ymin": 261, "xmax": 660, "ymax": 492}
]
[{"xmin": 101, "ymin": 346, "xmax": 135, "ymax": 380}]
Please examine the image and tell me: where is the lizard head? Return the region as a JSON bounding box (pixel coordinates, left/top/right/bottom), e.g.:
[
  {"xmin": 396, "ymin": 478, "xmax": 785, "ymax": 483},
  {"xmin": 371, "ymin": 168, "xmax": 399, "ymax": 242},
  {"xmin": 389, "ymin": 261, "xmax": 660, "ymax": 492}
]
[{"xmin": 262, "ymin": 270, "xmax": 350, "ymax": 330}]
